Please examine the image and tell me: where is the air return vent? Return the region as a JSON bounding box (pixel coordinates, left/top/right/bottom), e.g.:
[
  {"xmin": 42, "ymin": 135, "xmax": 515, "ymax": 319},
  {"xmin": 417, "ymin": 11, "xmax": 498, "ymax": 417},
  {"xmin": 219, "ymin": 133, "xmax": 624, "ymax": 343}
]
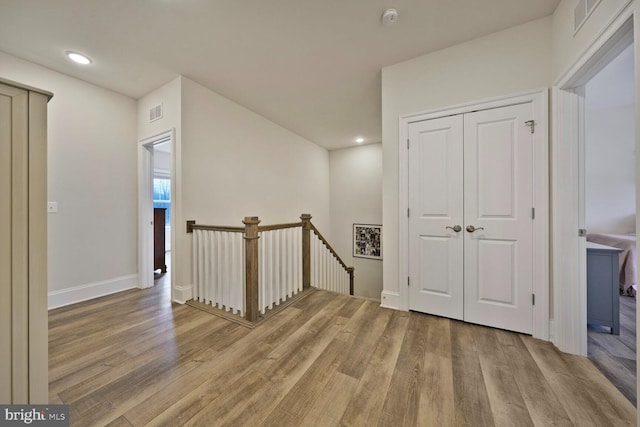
[
  {"xmin": 149, "ymin": 103, "xmax": 163, "ymax": 122},
  {"xmin": 574, "ymin": 0, "xmax": 602, "ymax": 32}
]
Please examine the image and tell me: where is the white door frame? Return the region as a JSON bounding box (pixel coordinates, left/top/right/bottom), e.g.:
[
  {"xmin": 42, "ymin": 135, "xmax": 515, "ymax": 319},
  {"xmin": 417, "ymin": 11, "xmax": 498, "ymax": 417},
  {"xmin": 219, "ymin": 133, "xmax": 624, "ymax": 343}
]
[
  {"xmin": 398, "ymin": 89, "xmax": 550, "ymax": 340},
  {"xmin": 551, "ymin": 6, "xmax": 636, "ymax": 356},
  {"xmin": 138, "ymin": 129, "xmax": 175, "ymax": 295}
]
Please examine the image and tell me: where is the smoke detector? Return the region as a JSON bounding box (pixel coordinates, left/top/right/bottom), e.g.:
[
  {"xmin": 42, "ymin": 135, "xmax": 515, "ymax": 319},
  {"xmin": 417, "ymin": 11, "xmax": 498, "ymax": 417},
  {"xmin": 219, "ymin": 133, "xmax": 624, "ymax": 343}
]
[{"xmin": 382, "ymin": 8, "xmax": 398, "ymax": 26}]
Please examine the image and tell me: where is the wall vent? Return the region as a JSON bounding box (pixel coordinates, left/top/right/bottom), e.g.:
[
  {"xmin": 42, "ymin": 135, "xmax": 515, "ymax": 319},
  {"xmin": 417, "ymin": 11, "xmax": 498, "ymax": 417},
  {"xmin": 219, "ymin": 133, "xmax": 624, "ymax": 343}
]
[
  {"xmin": 574, "ymin": 0, "xmax": 602, "ymax": 33},
  {"xmin": 149, "ymin": 103, "xmax": 163, "ymax": 122}
]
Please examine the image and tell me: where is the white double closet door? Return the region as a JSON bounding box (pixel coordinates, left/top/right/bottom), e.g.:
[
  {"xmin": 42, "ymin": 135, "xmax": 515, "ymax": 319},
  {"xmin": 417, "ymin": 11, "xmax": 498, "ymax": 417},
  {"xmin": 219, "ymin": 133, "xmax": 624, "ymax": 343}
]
[{"xmin": 408, "ymin": 102, "xmax": 534, "ymax": 334}]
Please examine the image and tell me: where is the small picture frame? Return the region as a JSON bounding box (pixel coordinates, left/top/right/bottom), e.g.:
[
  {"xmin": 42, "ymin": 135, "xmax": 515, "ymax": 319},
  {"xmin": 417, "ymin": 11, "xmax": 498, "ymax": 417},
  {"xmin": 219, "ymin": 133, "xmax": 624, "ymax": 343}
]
[{"xmin": 353, "ymin": 224, "xmax": 382, "ymax": 260}]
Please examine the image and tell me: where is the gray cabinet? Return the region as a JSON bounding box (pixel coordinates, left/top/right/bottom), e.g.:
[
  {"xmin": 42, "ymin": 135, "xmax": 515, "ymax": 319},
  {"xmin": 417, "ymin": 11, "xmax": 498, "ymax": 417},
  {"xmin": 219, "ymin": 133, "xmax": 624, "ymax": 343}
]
[{"xmin": 586, "ymin": 242, "xmax": 622, "ymax": 335}]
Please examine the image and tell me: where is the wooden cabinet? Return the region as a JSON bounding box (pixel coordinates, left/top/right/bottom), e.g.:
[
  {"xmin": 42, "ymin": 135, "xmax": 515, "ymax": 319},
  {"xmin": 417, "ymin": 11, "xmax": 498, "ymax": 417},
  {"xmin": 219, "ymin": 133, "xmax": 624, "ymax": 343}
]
[
  {"xmin": 154, "ymin": 208, "xmax": 167, "ymax": 273},
  {"xmin": 0, "ymin": 78, "xmax": 52, "ymax": 403},
  {"xmin": 587, "ymin": 242, "xmax": 622, "ymax": 335}
]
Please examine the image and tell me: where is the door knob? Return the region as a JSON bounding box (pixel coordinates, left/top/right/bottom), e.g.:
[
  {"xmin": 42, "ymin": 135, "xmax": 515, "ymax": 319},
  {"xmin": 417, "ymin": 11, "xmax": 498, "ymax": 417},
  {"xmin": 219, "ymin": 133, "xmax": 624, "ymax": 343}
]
[
  {"xmin": 446, "ymin": 225, "xmax": 462, "ymax": 232},
  {"xmin": 466, "ymin": 225, "xmax": 485, "ymax": 233}
]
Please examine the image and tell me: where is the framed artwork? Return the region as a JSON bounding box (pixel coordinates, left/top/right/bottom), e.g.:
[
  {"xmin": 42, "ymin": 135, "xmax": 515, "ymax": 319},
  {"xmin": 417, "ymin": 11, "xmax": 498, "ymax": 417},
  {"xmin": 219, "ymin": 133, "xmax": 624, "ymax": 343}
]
[{"xmin": 353, "ymin": 224, "xmax": 382, "ymax": 260}]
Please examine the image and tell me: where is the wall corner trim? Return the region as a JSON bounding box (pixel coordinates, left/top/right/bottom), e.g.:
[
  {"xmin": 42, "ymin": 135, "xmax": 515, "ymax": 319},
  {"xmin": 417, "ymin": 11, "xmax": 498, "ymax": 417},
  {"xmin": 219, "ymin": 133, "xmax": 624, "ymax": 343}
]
[
  {"xmin": 380, "ymin": 290, "xmax": 402, "ymax": 310},
  {"xmin": 173, "ymin": 284, "xmax": 193, "ymax": 304}
]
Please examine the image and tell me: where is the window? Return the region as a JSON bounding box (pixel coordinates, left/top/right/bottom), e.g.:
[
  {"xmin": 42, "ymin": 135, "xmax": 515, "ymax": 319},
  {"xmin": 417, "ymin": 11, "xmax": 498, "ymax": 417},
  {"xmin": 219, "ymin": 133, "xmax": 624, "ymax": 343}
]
[{"xmin": 153, "ymin": 178, "xmax": 171, "ymax": 224}]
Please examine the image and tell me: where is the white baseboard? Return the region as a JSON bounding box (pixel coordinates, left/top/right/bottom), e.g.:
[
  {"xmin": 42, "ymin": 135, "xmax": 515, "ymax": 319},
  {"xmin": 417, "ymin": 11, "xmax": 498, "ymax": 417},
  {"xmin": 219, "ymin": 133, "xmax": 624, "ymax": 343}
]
[
  {"xmin": 380, "ymin": 290, "xmax": 401, "ymax": 310},
  {"xmin": 48, "ymin": 274, "xmax": 138, "ymax": 309},
  {"xmin": 173, "ymin": 284, "xmax": 192, "ymax": 304}
]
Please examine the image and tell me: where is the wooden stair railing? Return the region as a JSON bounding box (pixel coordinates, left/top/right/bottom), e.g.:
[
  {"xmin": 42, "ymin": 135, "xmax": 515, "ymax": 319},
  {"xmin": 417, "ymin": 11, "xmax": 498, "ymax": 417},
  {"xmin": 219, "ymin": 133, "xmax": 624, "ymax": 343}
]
[{"xmin": 188, "ymin": 213, "xmax": 354, "ymax": 323}]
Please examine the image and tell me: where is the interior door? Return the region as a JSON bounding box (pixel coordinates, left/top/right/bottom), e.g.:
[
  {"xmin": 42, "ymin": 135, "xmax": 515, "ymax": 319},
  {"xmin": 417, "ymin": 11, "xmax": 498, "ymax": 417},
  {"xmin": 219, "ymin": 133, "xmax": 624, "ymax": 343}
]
[
  {"xmin": 463, "ymin": 103, "xmax": 534, "ymax": 334},
  {"xmin": 408, "ymin": 115, "xmax": 464, "ymax": 319}
]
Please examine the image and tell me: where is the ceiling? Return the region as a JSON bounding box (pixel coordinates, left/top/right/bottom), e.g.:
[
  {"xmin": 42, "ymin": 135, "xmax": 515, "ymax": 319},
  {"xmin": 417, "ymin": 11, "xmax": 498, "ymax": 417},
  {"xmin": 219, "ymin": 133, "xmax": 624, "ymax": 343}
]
[{"xmin": 0, "ymin": 0, "xmax": 560, "ymax": 150}]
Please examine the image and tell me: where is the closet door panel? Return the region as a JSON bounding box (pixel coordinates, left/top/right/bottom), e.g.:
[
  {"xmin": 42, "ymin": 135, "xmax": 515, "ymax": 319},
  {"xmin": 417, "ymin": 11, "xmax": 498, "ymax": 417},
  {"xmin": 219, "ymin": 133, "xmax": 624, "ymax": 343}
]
[
  {"xmin": 408, "ymin": 115, "xmax": 464, "ymax": 319},
  {"xmin": 463, "ymin": 103, "xmax": 534, "ymax": 334}
]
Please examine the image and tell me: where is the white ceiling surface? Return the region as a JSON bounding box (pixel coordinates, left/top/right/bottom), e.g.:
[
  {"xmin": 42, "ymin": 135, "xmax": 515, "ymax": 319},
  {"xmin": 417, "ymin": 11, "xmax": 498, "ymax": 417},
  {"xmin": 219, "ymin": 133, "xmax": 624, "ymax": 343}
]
[
  {"xmin": 0, "ymin": 0, "xmax": 559, "ymax": 150},
  {"xmin": 587, "ymin": 43, "xmax": 635, "ymax": 110}
]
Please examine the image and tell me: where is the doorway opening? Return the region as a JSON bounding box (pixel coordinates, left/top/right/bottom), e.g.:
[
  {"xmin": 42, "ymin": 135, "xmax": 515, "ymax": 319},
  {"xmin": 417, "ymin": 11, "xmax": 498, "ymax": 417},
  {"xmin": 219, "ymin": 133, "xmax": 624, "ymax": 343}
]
[
  {"xmin": 152, "ymin": 140, "xmax": 172, "ymax": 292},
  {"xmin": 138, "ymin": 130, "xmax": 175, "ymax": 299},
  {"xmin": 583, "ymin": 42, "xmax": 636, "ymax": 405},
  {"xmin": 551, "ymin": 7, "xmax": 638, "ymax": 415}
]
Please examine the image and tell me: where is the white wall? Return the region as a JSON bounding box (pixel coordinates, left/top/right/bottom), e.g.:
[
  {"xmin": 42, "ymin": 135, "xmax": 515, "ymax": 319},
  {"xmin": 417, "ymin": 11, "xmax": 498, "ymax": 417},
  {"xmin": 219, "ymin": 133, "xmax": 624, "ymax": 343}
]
[
  {"xmin": 0, "ymin": 51, "xmax": 138, "ymax": 308},
  {"xmin": 138, "ymin": 77, "xmax": 182, "ymax": 295},
  {"xmin": 381, "ymin": 18, "xmax": 552, "ymax": 303},
  {"xmin": 330, "ymin": 143, "xmax": 382, "ymax": 300},
  {"xmin": 586, "ymin": 104, "xmax": 635, "ymax": 233},
  {"xmin": 178, "ymin": 77, "xmax": 330, "ymax": 293}
]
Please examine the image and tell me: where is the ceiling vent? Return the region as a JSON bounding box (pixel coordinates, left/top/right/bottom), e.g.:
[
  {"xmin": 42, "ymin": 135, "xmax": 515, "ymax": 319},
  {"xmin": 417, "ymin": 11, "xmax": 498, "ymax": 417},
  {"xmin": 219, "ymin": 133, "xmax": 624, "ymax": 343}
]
[
  {"xmin": 149, "ymin": 103, "xmax": 163, "ymax": 122},
  {"xmin": 574, "ymin": 0, "xmax": 601, "ymax": 33}
]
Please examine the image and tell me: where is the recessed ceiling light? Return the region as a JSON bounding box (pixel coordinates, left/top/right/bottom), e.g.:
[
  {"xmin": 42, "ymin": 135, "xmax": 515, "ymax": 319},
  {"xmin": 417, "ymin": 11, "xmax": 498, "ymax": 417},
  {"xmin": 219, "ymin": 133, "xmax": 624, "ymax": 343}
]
[
  {"xmin": 66, "ymin": 51, "xmax": 92, "ymax": 65},
  {"xmin": 356, "ymin": 137, "xmax": 365, "ymax": 144}
]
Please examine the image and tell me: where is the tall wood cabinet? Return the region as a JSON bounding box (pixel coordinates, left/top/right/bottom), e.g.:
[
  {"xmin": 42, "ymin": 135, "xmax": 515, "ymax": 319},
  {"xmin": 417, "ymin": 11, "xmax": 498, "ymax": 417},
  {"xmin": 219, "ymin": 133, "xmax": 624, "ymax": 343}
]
[
  {"xmin": 0, "ymin": 78, "xmax": 52, "ymax": 403},
  {"xmin": 154, "ymin": 208, "xmax": 167, "ymax": 273}
]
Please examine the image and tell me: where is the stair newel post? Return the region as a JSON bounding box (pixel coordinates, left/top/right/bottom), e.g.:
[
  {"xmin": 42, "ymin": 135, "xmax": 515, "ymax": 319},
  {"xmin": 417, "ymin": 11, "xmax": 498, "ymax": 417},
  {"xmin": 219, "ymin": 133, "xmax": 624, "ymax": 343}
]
[
  {"xmin": 301, "ymin": 214, "xmax": 312, "ymax": 290},
  {"xmin": 243, "ymin": 216, "xmax": 261, "ymax": 322},
  {"xmin": 347, "ymin": 267, "xmax": 354, "ymax": 296}
]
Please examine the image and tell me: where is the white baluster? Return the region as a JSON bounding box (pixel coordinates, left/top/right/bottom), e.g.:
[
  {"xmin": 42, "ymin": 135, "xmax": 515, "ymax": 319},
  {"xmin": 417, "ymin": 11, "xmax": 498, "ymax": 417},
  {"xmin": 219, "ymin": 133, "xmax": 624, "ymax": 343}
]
[
  {"xmin": 204, "ymin": 230, "xmax": 210, "ymax": 304},
  {"xmin": 286, "ymin": 228, "xmax": 293, "ymax": 299},
  {"xmin": 268, "ymin": 231, "xmax": 275, "ymax": 310},
  {"xmin": 231, "ymin": 232, "xmax": 239, "ymax": 314},
  {"xmin": 299, "ymin": 228, "xmax": 302, "ymax": 292},
  {"xmin": 259, "ymin": 231, "xmax": 266, "ymax": 314},
  {"xmin": 239, "ymin": 232, "xmax": 245, "ymax": 315}
]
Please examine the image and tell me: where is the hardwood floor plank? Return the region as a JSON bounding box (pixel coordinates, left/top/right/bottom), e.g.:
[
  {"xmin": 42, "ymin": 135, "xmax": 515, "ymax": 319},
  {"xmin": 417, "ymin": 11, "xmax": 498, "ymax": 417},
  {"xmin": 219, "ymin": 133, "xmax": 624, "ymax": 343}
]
[
  {"xmin": 588, "ymin": 336, "xmax": 637, "ymax": 405},
  {"xmin": 418, "ymin": 316, "xmax": 455, "ymax": 427},
  {"xmin": 128, "ymin": 306, "xmax": 305, "ymax": 426},
  {"xmin": 58, "ymin": 313, "xmax": 229, "ymax": 405},
  {"xmin": 337, "ymin": 300, "xmax": 393, "ymax": 379},
  {"xmin": 339, "ymin": 311, "xmax": 409, "ymax": 427},
  {"xmin": 587, "ymin": 294, "xmax": 636, "ymax": 406},
  {"xmin": 473, "ymin": 326, "xmax": 533, "ymax": 427},
  {"xmin": 298, "ymin": 372, "xmax": 359, "ymax": 426},
  {"xmin": 134, "ymin": 294, "xmax": 341, "ymax": 426},
  {"xmin": 104, "ymin": 415, "xmax": 133, "ymax": 427},
  {"xmin": 450, "ymin": 321, "xmax": 495, "ymax": 427},
  {"xmin": 522, "ymin": 336, "xmax": 619, "ymax": 426},
  {"xmin": 49, "ymin": 304, "xmax": 200, "ymax": 382},
  {"xmin": 496, "ymin": 330, "xmax": 574, "ymax": 427},
  {"xmin": 49, "ymin": 350, "xmax": 131, "ymax": 397},
  {"xmin": 545, "ymin": 341, "xmax": 636, "ymax": 425},
  {"xmin": 260, "ymin": 301, "xmax": 389, "ymax": 425},
  {"xmin": 48, "ymin": 282, "xmax": 639, "ymax": 427},
  {"xmin": 188, "ymin": 304, "xmax": 349, "ymax": 426},
  {"xmin": 69, "ymin": 345, "xmax": 218, "ymax": 425},
  {"xmin": 378, "ymin": 312, "xmax": 429, "ymax": 426}
]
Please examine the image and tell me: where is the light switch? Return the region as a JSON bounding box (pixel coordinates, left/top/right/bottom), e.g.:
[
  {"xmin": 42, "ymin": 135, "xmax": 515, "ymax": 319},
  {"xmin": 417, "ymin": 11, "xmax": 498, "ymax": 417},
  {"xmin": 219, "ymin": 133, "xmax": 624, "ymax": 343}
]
[{"xmin": 48, "ymin": 202, "xmax": 58, "ymax": 213}]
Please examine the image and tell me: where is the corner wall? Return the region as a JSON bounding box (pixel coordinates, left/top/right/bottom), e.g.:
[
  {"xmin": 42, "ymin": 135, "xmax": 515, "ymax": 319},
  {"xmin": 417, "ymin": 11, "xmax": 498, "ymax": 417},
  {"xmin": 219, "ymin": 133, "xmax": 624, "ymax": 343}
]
[
  {"xmin": 178, "ymin": 77, "xmax": 330, "ymax": 293},
  {"xmin": 552, "ymin": 0, "xmax": 634, "ymax": 79},
  {"xmin": 329, "ymin": 143, "xmax": 383, "ymax": 300},
  {"xmin": 0, "ymin": 51, "xmax": 139, "ymax": 308}
]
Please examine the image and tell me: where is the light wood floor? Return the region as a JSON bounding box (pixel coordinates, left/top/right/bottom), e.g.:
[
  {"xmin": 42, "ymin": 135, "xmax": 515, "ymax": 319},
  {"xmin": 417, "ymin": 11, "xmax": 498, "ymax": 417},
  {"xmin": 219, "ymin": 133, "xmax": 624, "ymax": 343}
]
[
  {"xmin": 49, "ymin": 282, "xmax": 636, "ymax": 427},
  {"xmin": 588, "ymin": 295, "xmax": 637, "ymax": 406}
]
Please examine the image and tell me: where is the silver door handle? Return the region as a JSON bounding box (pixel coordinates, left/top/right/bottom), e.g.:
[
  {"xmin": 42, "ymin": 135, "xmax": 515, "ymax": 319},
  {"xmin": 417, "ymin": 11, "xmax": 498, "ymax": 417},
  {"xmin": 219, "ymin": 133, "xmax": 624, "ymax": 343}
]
[
  {"xmin": 466, "ymin": 225, "xmax": 484, "ymax": 233},
  {"xmin": 445, "ymin": 225, "xmax": 462, "ymax": 232}
]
